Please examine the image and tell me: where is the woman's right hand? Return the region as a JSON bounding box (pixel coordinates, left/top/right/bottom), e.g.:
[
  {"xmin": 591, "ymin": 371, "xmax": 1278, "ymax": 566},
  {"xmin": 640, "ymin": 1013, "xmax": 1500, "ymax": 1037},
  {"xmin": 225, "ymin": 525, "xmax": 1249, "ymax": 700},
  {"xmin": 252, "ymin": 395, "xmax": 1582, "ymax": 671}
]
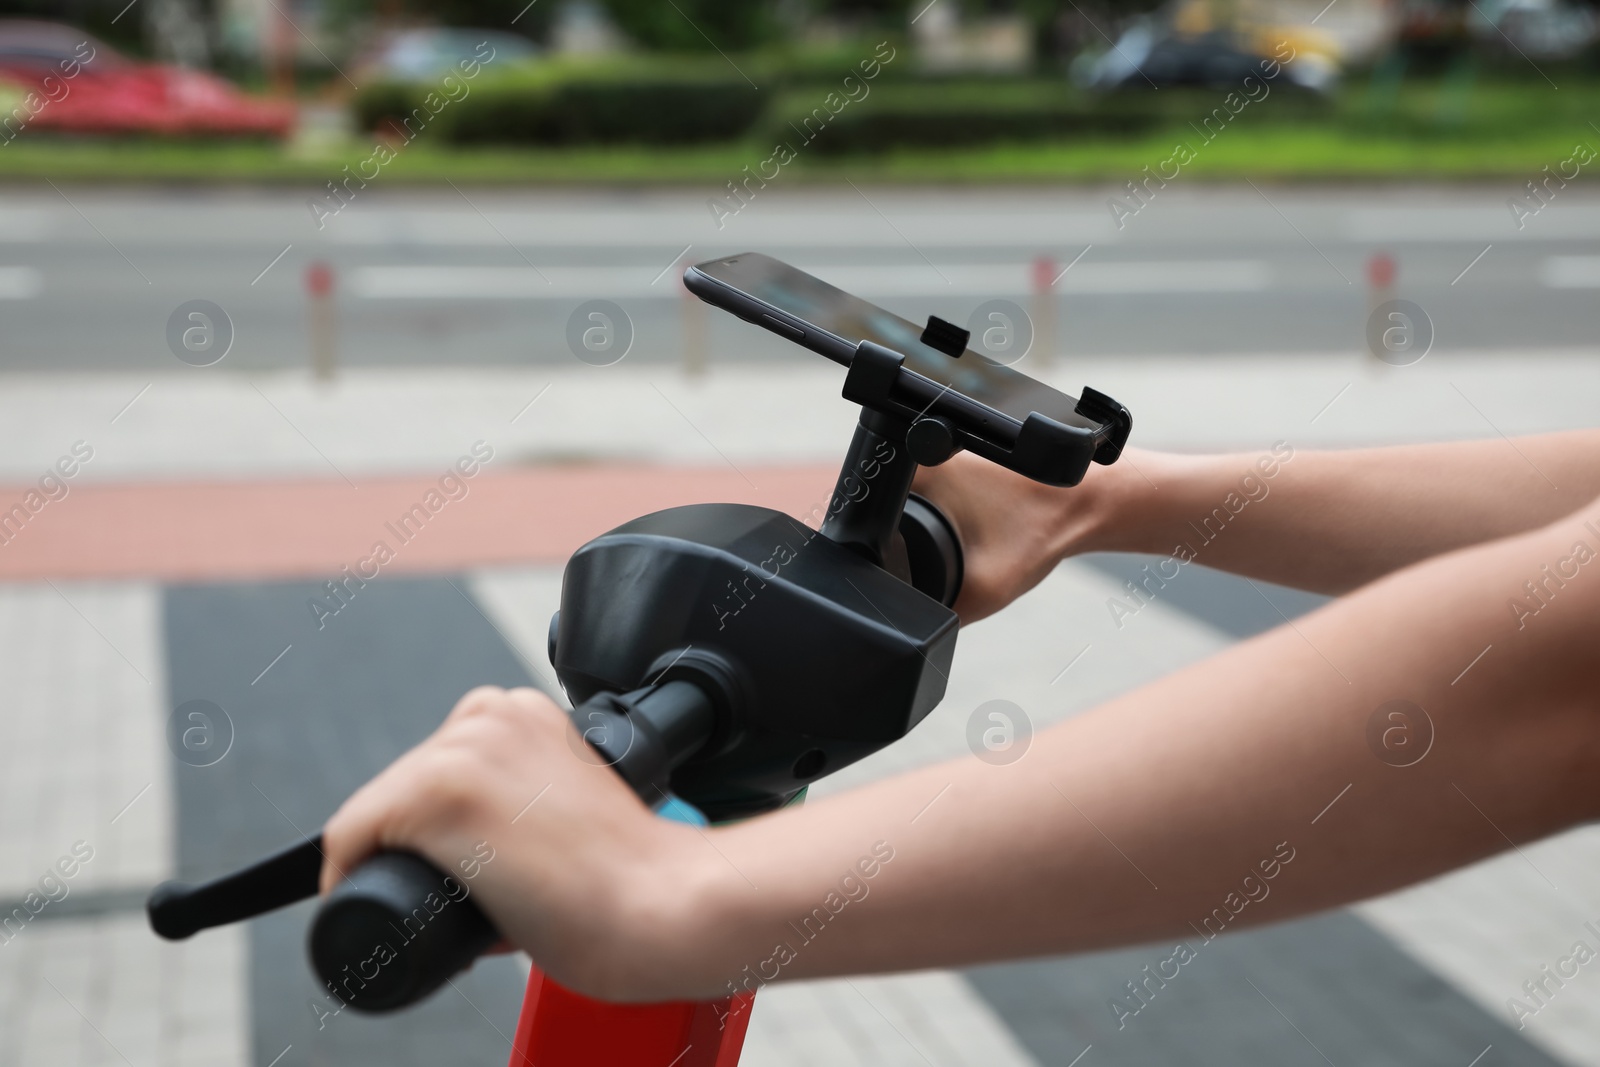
[{"xmin": 911, "ymin": 449, "xmax": 1132, "ymax": 622}]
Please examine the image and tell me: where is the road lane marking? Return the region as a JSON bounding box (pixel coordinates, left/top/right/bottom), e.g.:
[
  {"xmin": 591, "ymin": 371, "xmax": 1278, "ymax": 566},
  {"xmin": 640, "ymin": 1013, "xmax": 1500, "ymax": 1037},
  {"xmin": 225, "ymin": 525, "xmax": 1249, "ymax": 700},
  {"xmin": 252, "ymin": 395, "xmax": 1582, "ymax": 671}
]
[
  {"xmin": 0, "ymin": 208, "xmax": 51, "ymax": 242},
  {"xmin": 1540, "ymin": 255, "xmax": 1600, "ymax": 288},
  {"xmin": 350, "ymin": 260, "xmax": 1270, "ymax": 300},
  {"xmin": 327, "ymin": 210, "xmax": 1114, "ymax": 248},
  {"xmin": 1346, "ymin": 206, "xmax": 1600, "ymax": 241},
  {"xmin": 0, "ymin": 266, "xmax": 41, "ymax": 298}
]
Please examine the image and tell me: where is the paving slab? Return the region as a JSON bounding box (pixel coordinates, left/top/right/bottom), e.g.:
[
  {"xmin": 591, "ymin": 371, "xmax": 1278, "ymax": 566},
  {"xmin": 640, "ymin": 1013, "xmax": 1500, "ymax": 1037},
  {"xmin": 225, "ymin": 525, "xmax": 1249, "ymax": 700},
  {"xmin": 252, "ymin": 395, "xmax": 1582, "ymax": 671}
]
[{"xmin": 162, "ymin": 575, "xmax": 539, "ymax": 1067}]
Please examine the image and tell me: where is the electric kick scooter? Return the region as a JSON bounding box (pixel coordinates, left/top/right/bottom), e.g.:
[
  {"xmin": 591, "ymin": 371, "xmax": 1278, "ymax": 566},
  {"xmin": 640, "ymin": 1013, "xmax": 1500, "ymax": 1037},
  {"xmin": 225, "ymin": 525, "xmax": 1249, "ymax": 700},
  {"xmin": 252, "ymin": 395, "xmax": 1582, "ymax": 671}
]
[{"xmin": 147, "ymin": 253, "xmax": 1132, "ymax": 1067}]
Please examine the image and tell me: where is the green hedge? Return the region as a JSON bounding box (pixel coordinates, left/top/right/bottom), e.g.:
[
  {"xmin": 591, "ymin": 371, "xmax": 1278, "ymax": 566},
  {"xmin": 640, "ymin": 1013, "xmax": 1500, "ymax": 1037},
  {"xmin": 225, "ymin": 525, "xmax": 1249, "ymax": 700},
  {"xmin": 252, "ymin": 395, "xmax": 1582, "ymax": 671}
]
[
  {"xmin": 597, "ymin": 0, "xmax": 782, "ymax": 53},
  {"xmin": 351, "ymin": 56, "xmax": 1343, "ymax": 151},
  {"xmin": 355, "ymin": 60, "xmax": 767, "ymax": 145},
  {"xmin": 760, "ymin": 83, "xmax": 1159, "ymax": 153},
  {"xmin": 776, "ymin": 80, "xmax": 1345, "ymax": 154}
]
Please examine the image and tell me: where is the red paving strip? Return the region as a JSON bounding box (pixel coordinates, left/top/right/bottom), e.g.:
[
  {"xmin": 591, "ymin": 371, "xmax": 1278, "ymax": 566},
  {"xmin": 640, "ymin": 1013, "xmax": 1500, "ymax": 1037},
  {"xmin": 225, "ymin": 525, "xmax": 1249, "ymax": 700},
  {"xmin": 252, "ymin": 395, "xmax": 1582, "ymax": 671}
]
[{"xmin": 0, "ymin": 464, "xmax": 839, "ymax": 583}]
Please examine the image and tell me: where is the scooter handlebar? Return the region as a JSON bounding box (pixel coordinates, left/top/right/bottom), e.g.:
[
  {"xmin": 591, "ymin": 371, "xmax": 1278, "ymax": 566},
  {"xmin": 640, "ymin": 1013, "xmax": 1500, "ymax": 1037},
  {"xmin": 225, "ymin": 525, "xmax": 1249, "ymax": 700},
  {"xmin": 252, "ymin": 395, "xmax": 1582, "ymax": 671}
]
[
  {"xmin": 146, "ymin": 680, "xmax": 719, "ymax": 1014},
  {"xmin": 306, "ymin": 679, "xmax": 716, "ymax": 1012}
]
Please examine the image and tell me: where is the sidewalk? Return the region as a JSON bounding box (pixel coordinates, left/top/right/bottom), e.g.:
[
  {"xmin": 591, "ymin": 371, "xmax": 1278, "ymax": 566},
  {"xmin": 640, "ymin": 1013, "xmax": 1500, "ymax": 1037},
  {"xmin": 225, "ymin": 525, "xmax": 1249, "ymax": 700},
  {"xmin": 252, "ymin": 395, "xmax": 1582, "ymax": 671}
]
[
  {"xmin": 0, "ymin": 349, "xmax": 1594, "ymax": 485},
  {"xmin": 1, "ymin": 351, "xmax": 1597, "ymax": 1066}
]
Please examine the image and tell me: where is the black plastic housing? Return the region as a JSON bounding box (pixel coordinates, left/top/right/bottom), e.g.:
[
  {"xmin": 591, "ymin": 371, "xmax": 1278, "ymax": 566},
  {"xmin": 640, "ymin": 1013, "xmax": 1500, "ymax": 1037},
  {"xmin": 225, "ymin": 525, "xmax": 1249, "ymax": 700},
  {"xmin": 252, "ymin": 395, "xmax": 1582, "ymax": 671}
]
[{"xmin": 553, "ymin": 502, "xmax": 958, "ymax": 820}]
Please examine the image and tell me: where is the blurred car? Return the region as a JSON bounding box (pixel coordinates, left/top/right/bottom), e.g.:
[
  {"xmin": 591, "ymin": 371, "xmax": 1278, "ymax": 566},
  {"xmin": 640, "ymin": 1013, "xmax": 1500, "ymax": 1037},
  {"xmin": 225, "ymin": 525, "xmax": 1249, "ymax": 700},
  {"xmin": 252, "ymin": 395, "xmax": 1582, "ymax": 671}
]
[
  {"xmin": 1084, "ymin": 25, "xmax": 1263, "ymax": 88},
  {"xmin": 0, "ymin": 19, "xmax": 293, "ymax": 138},
  {"xmin": 351, "ymin": 28, "xmax": 538, "ymax": 83},
  {"xmin": 1075, "ymin": 0, "xmax": 1341, "ymax": 93},
  {"xmin": 1078, "ymin": 25, "xmax": 1338, "ymax": 92},
  {"xmin": 1470, "ymin": 0, "xmax": 1598, "ymax": 58}
]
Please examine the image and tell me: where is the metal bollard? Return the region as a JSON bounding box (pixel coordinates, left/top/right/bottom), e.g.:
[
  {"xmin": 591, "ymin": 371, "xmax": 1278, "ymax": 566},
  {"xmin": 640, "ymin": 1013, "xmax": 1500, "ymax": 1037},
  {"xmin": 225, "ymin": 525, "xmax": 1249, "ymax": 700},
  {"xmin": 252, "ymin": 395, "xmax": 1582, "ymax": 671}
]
[
  {"xmin": 1031, "ymin": 255, "xmax": 1058, "ymax": 369},
  {"xmin": 1365, "ymin": 252, "xmax": 1395, "ymax": 361},
  {"xmin": 306, "ymin": 260, "xmax": 336, "ymax": 382},
  {"xmin": 679, "ymin": 266, "xmax": 707, "ymax": 379}
]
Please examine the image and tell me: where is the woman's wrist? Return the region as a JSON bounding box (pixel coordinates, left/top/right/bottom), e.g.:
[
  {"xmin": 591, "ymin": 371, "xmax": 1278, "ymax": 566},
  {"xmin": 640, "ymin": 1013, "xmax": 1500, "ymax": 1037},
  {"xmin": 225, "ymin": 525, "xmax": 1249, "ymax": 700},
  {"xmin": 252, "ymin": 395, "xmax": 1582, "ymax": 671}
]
[
  {"xmin": 1041, "ymin": 447, "xmax": 1170, "ymax": 560},
  {"xmin": 597, "ymin": 822, "xmax": 743, "ymax": 1001}
]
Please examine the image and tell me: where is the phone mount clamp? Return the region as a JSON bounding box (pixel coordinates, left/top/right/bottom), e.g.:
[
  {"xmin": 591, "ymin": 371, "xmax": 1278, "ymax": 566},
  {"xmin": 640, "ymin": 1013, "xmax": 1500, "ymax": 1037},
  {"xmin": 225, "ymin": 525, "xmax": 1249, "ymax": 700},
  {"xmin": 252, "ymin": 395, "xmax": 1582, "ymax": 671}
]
[
  {"xmin": 145, "ymin": 269, "xmax": 1132, "ymax": 1063},
  {"xmin": 919, "ymin": 314, "xmax": 971, "ymax": 358}
]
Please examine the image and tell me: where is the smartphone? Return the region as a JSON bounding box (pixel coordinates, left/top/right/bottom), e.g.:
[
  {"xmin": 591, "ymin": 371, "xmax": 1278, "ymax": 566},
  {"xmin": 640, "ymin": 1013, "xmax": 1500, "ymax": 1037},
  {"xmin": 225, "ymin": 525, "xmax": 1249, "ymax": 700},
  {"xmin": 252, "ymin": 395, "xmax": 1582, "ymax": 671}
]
[{"xmin": 683, "ymin": 252, "xmax": 1127, "ymax": 485}]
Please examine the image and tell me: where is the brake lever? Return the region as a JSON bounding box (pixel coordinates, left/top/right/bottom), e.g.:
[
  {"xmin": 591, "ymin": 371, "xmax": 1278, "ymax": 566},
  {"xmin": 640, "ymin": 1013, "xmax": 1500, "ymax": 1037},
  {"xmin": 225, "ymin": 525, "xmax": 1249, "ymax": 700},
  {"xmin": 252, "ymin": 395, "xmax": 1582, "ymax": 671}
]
[{"xmin": 148, "ymin": 835, "xmax": 324, "ymax": 939}]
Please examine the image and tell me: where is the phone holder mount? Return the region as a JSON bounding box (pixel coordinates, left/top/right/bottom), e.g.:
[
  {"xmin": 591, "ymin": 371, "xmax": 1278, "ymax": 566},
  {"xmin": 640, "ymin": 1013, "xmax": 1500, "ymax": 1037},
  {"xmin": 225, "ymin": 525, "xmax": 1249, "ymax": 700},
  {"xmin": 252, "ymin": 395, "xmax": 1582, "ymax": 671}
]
[
  {"xmin": 145, "ymin": 303, "xmax": 1132, "ymax": 1017},
  {"xmin": 859, "ymin": 323, "xmax": 1132, "ymax": 484}
]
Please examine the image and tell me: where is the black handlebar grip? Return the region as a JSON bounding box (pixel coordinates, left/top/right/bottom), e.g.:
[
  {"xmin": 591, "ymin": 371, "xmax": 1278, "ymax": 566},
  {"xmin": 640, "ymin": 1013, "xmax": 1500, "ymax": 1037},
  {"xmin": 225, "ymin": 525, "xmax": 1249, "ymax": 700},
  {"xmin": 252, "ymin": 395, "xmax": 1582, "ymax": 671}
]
[
  {"xmin": 308, "ymin": 680, "xmax": 717, "ymax": 1013},
  {"xmin": 309, "ymin": 852, "xmax": 499, "ymax": 1012}
]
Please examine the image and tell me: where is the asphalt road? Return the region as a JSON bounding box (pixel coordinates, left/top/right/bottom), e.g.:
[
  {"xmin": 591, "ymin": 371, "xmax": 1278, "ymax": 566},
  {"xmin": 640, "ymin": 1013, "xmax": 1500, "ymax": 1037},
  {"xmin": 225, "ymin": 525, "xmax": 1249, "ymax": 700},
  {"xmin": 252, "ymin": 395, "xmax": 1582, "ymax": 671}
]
[{"xmin": 1, "ymin": 184, "xmax": 1597, "ymax": 371}]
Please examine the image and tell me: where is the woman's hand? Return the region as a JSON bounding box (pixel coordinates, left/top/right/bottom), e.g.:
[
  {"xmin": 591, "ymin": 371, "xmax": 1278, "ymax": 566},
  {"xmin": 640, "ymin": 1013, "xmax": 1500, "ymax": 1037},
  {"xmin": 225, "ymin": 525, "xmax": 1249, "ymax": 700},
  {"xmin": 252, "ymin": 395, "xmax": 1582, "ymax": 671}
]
[
  {"xmin": 318, "ymin": 686, "xmax": 713, "ymax": 1001},
  {"xmin": 911, "ymin": 450, "xmax": 1127, "ymax": 622}
]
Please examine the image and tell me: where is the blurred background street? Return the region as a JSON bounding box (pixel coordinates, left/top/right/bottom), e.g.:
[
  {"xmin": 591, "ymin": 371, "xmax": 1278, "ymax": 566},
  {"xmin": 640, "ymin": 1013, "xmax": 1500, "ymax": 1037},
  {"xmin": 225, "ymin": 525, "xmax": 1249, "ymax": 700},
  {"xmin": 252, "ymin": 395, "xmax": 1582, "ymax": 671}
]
[
  {"xmin": 4, "ymin": 186, "xmax": 1600, "ymax": 369},
  {"xmin": 0, "ymin": 0, "xmax": 1596, "ymax": 1064}
]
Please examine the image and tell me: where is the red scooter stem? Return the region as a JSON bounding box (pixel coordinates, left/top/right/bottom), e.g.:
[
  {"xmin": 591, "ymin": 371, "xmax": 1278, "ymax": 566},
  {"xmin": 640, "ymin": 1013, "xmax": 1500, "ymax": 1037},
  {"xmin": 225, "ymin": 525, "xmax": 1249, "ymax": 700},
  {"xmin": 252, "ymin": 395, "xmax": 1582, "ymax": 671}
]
[
  {"xmin": 509, "ymin": 967, "xmax": 755, "ymax": 1067},
  {"xmin": 502, "ymin": 790, "xmax": 782, "ymax": 1067}
]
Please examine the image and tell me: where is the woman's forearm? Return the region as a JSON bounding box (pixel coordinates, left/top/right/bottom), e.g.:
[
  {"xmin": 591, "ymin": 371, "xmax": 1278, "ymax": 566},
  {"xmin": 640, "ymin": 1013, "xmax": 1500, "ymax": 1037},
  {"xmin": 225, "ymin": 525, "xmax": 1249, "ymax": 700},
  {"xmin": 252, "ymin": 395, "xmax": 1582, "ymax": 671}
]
[
  {"xmin": 317, "ymin": 434, "xmax": 1600, "ymax": 1005},
  {"xmin": 655, "ymin": 498, "xmax": 1600, "ymax": 999},
  {"xmin": 1081, "ymin": 431, "xmax": 1600, "ymax": 594}
]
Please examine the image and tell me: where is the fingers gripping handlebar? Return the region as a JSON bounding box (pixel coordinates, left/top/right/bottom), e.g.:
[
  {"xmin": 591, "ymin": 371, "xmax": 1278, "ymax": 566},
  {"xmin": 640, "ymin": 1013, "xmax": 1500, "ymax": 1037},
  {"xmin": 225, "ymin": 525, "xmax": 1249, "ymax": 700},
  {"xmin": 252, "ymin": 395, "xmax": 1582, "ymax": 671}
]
[{"xmin": 146, "ymin": 680, "xmax": 717, "ymax": 1013}]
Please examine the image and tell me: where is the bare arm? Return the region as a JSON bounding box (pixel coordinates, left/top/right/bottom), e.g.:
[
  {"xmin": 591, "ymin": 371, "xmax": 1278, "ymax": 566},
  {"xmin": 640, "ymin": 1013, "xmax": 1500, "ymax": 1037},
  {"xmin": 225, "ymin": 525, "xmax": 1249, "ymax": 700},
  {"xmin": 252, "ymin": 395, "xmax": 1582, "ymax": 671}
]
[
  {"xmin": 321, "ymin": 495, "xmax": 1600, "ymax": 1001},
  {"xmin": 666, "ymin": 496, "xmax": 1600, "ymax": 994},
  {"xmin": 914, "ymin": 430, "xmax": 1600, "ymax": 618}
]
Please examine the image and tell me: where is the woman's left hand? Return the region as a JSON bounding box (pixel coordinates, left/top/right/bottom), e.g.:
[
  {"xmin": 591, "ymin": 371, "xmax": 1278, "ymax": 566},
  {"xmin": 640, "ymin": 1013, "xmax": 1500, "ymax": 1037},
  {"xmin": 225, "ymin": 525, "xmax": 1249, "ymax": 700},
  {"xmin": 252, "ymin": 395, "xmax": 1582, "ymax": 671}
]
[{"xmin": 318, "ymin": 685, "xmax": 712, "ymax": 1001}]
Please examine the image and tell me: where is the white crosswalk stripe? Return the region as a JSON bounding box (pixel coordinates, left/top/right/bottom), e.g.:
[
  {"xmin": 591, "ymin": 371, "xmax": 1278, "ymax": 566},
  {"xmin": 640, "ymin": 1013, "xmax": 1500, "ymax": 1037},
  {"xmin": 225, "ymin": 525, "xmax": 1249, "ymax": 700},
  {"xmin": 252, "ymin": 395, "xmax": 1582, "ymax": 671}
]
[{"xmin": 0, "ymin": 580, "xmax": 249, "ymax": 1066}]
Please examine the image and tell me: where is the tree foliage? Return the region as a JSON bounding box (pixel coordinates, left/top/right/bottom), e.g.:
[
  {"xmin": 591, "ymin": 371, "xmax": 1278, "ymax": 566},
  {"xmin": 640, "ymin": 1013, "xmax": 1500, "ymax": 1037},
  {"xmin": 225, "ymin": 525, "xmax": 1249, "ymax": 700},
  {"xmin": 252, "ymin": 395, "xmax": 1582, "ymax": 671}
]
[{"xmin": 595, "ymin": 0, "xmax": 784, "ymax": 51}]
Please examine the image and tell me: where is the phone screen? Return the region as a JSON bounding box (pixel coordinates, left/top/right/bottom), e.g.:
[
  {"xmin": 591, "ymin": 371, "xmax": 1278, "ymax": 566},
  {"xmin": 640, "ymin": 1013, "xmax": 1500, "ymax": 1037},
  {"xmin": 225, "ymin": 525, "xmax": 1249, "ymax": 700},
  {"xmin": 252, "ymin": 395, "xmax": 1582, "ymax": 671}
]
[{"xmin": 691, "ymin": 254, "xmax": 1090, "ymax": 428}]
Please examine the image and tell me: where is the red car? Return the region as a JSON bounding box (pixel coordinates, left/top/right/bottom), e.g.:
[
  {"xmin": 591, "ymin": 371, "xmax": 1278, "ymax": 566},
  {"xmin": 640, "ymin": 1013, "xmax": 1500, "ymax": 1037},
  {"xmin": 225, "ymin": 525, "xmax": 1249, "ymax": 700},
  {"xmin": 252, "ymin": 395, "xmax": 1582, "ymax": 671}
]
[{"xmin": 0, "ymin": 20, "xmax": 293, "ymax": 138}]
